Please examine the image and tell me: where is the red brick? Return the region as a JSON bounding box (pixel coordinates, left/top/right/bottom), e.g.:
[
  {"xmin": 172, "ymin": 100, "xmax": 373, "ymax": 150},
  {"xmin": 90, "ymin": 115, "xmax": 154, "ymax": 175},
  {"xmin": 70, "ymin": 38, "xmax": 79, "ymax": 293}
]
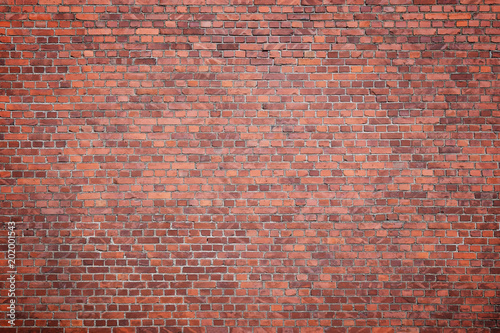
[
  {"xmin": 302, "ymin": 0, "xmax": 322, "ymax": 5},
  {"xmin": 2, "ymin": 0, "xmax": 499, "ymax": 331}
]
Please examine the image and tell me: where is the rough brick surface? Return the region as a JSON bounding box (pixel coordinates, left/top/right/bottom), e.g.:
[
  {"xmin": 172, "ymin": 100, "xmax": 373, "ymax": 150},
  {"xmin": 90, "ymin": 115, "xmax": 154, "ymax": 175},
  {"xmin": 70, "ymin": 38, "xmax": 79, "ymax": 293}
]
[{"xmin": 1, "ymin": 0, "xmax": 500, "ymax": 332}]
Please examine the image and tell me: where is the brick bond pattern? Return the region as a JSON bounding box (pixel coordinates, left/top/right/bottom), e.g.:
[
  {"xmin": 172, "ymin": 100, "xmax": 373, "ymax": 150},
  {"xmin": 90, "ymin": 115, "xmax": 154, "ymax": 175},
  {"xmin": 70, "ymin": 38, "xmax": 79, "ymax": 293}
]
[{"xmin": 1, "ymin": 0, "xmax": 500, "ymax": 332}]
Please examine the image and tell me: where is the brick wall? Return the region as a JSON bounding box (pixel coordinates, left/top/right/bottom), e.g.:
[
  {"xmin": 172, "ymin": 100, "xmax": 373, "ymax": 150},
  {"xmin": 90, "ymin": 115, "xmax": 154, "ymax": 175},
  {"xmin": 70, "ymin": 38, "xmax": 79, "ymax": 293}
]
[{"xmin": 1, "ymin": 0, "xmax": 500, "ymax": 332}]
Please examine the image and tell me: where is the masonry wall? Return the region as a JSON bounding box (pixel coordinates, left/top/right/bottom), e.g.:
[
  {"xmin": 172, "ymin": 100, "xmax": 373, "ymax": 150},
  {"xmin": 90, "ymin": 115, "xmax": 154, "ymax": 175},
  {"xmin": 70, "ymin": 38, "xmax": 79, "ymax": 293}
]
[{"xmin": 1, "ymin": 0, "xmax": 500, "ymax": 332}]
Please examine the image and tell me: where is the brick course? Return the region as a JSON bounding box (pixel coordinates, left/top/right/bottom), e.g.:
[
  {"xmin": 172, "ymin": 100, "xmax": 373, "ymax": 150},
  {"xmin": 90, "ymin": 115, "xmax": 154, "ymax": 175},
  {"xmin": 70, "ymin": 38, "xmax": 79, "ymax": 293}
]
[{"xmin": 1, "ymin": 0, "xmax": 500, "ymax": 332}]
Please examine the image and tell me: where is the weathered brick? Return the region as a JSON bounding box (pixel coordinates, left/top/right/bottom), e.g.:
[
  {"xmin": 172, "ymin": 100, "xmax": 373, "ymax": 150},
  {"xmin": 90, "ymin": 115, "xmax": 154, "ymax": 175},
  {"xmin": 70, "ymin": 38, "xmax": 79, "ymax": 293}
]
[{"xmin": 1, "ymin": 1, "xmax": 499, "ymax": 332}]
